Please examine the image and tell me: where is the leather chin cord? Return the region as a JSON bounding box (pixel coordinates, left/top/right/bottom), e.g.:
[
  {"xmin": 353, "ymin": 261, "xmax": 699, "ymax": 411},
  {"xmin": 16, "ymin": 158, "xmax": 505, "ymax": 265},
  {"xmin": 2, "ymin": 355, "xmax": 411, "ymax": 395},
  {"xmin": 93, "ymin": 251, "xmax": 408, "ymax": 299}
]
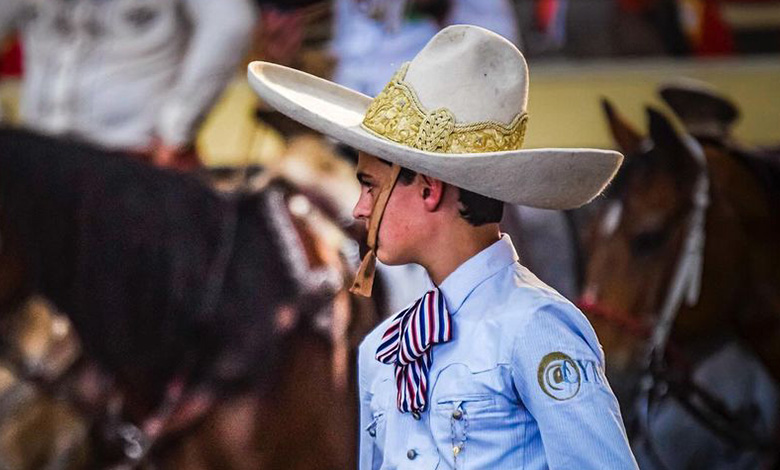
[{"xmin": 350, "ymin": 164, "xmax": 402, "ymax": 297}]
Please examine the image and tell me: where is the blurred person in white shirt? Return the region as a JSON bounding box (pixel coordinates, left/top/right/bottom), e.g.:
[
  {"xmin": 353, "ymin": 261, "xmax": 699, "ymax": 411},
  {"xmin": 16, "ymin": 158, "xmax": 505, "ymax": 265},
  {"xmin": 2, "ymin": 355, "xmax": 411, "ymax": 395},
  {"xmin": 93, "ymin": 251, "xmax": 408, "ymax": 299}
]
[
  {"xmin": 331, "ymin": 0, "xmax": 520, "ymax": 97},
  {"xmin": 0, "ymin": 0, "xmax": 257, "ymax": 169}
]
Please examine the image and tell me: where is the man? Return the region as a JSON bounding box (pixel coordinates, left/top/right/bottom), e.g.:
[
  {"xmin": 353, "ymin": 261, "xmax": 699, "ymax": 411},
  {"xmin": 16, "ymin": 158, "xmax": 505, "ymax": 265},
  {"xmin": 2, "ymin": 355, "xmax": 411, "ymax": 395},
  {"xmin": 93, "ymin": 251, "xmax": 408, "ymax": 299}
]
[
  {"xmin": 330, "ymin": 0, "xmax": 521, "ymax": 315},
  {"xmin": 249, "ymin": 25, "xmax": 638, "ymax": 469},
  {"xmin": 659, "ymin": 78, "xmax": 739, "ymax": 143},
  {"xmin": 0, "ymin": 0, "xmax": 256, "ymax": 169}
]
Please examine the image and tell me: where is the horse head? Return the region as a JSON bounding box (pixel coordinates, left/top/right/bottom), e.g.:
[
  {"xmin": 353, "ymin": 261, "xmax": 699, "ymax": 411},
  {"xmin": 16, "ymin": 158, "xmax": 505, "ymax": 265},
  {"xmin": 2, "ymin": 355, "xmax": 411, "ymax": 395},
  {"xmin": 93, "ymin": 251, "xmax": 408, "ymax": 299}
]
[
  {"xmin": 582, "ymin": 101, "xmax": 715, "ymax": 386},
  {"xmin": 583, "ymin": 99, "xmax": 780, "ymax": 393}
]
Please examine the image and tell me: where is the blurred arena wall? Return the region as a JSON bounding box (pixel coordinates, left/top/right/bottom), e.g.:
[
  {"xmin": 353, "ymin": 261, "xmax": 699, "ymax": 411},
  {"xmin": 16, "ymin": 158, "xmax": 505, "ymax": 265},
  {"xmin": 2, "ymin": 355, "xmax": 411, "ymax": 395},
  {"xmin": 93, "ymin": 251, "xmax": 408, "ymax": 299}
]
[{"xmin": 195, "ymin": 56, "xmax": 780, "ymax": 166}]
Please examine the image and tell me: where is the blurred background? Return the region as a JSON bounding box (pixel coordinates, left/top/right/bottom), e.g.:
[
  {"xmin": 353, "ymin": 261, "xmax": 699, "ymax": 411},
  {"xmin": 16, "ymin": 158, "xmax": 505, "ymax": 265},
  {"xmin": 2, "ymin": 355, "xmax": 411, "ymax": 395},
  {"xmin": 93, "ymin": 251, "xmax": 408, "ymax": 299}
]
[
  {"xmin": 1, "ymin": 1, "xmax": 779, "ymax": 469},
  {"xmin": 212, "ymin": 0, "xmax": 778, "ymax": 162},
  {"xmin": 3, "ymin": 0, "xmax": 779, "ymax": 162}
]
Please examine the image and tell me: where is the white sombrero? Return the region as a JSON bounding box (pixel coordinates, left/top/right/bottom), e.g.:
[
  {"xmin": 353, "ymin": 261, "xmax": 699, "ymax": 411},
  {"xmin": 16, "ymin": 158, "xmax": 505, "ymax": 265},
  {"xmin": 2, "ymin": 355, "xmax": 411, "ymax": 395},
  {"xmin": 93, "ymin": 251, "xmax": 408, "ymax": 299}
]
[{"xmin": 248, "ymin": 25, "xmax": 623, "ymax": 210}]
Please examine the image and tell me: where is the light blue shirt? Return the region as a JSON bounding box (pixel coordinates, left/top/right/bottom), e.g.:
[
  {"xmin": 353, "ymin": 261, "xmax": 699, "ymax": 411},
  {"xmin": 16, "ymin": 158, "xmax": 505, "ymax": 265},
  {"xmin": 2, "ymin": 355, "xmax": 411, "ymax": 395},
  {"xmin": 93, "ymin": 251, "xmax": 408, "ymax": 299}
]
[{"xmin": 358, "ymin": 235, "xmax": 638, "ymax": 469}]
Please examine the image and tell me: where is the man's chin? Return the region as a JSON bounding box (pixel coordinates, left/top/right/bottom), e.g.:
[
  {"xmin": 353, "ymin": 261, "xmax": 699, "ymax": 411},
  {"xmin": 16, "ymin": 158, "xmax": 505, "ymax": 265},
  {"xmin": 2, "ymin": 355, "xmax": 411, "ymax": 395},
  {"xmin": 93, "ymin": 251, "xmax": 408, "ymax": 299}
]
[
  {"xmin": 376, "ymin": 251, "xmax": 406, "ymax": 267},
  {"xmin": 375, "ymin": 254, "xmax": 395, "ymax": 266}
]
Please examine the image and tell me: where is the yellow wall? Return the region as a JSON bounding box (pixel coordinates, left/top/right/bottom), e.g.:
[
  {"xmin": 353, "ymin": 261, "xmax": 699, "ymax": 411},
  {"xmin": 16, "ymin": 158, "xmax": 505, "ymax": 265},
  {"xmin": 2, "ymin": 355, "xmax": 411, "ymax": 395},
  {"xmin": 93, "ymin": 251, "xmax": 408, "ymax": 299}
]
[
  {"xmin": 0, "ymin": 79, "xmax": 21, "ymax": 124},
  {"xmin": 4, "ymin": 56, "xmax": 778, "ymax": 163},
  {"xmin": 196, "ymin": 79, "xmax": 287, "ymax": 168},
  {"xmin": 524, "ymin": 56, "xmax": 780, "ymax": 149}
]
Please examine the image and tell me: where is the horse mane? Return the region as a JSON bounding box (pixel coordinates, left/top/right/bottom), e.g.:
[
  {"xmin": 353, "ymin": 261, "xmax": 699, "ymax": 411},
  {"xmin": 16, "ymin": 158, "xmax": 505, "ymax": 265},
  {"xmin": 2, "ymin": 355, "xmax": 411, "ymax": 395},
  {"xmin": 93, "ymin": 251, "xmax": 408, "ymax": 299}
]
[
  {"xmin": 0, "ymin": 128, "xmax": 295, "ymax": 398},
  {"xmin": 696, "ymin": 136, "xmax": 780, "ymax": 211}
]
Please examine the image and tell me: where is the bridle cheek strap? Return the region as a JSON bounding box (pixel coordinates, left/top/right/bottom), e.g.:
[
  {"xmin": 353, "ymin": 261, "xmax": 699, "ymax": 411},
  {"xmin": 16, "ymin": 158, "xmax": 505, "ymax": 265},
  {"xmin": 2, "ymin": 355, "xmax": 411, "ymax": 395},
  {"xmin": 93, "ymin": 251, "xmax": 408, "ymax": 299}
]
[{"xmin": 350, "ymin": 164, "xmax": 402, "ymax": 297}]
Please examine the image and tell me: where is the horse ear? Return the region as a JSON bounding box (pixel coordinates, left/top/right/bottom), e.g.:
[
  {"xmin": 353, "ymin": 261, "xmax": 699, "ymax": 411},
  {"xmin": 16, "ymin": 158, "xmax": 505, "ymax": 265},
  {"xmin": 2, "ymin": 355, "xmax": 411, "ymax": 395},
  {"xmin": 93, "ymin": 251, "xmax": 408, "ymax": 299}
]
[
  {"xmin": 647, "ymin": 106, "xmax": 687, "ymax": 151},
  {"xmin": 646, "ymin": 107, "xmax": 700, "ymax": 178},
  {"xmin": 601, "ymin": 98, "xmax": 643, "ymax": 155}
]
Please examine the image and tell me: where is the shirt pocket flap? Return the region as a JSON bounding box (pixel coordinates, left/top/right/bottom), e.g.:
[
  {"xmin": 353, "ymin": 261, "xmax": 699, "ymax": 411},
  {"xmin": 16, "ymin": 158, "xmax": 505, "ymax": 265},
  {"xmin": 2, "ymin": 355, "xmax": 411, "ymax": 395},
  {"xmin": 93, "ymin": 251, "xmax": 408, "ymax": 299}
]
[
  {"xmin": 432, "ymin": 362, "xmax": 510, "ymax": 403},
  {"xmin": 365, "ymin": 413, "xmax": 384, "ymax": 436}
]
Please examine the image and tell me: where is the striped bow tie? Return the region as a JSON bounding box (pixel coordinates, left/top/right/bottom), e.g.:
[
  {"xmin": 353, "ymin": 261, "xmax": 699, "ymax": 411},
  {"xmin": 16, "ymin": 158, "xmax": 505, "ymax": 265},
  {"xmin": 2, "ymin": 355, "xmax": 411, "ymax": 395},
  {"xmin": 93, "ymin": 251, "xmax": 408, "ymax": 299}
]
[{"xmin": 375, "ymin": 288, "xmax": 453, "ymax": 413}]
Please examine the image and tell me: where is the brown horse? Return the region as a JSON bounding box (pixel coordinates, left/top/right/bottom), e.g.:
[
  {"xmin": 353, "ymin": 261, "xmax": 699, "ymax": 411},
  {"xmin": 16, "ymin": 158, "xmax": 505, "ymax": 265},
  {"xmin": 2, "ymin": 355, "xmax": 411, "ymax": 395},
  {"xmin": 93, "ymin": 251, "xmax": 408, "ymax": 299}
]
[
  {"xmin": 580, "ymin": 101, "xmax": 780, "ymax": 468},
  {"xmin": 0, "ymin": 128, "xmax": 376, "ymax": 469}
]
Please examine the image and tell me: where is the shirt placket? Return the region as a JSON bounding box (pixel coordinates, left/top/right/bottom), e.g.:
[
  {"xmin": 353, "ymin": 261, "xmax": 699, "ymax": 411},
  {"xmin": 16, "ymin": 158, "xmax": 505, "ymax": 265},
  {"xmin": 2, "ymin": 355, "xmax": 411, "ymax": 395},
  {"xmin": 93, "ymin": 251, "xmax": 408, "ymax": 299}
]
[{"xmin": 398, "ymin": 409, "xmax": 439, "ymax": 469}]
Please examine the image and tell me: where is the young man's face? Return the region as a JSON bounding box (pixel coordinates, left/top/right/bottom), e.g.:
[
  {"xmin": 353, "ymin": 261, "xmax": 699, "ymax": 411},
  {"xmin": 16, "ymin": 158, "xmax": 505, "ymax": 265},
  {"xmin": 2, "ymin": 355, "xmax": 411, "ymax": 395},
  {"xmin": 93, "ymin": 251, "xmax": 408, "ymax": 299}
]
[{"xmin": 352, "ymin": 152, "xmax": 425, "ymax": 265}]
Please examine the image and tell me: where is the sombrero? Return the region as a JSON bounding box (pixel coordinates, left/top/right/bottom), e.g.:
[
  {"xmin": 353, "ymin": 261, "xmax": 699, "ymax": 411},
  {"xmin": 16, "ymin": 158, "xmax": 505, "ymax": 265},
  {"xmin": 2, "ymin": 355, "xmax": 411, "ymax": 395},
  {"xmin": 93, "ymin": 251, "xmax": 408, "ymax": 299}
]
[
  {"xmin": 659, "ymin": 78, "xmax": 739, "ymax": 139},
  {"xmin": 248, "ymin": 25, "xmax": 623, "ymax": 210}
]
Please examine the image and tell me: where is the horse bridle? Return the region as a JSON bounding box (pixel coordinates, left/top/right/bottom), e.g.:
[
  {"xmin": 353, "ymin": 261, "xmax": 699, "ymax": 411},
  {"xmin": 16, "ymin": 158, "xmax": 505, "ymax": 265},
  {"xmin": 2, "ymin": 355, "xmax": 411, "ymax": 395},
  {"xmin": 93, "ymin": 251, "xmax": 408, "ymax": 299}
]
[
  {"xmin": 264, "ymin": 185, "xmax": 356, "ymax": 392},
  {"xmin": 580, "ymin": 138, "xmax": 775, "ymax": 466},
  {"xmin": 638, "ymin": 136, "xmax": 709, "ymax": 364}
]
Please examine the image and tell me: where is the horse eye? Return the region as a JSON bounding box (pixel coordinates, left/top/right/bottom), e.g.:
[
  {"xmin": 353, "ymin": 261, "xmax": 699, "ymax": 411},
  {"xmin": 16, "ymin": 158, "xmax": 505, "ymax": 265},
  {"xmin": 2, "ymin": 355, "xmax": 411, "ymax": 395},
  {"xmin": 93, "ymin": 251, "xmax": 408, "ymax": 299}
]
[{"xmin": 629, "ymin": 229, "xmax": 669, "ymax": 255}]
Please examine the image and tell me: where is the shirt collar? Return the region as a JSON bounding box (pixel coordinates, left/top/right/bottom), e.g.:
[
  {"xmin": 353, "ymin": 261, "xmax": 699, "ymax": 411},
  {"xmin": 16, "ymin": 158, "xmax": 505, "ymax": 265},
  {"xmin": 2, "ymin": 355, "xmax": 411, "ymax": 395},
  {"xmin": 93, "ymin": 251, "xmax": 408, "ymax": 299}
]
[{"xmin": 436, "ymin": 234, "xmax": 518, "ymax": 314}]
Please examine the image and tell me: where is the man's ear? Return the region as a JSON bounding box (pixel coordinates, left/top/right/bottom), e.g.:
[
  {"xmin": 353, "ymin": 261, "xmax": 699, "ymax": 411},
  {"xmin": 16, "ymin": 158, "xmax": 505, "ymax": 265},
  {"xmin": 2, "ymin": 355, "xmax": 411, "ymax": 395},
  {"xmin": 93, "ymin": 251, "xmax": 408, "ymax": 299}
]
[{"xmin": 419, "ymin": 175, "xmax": 446, "ymax": 212}]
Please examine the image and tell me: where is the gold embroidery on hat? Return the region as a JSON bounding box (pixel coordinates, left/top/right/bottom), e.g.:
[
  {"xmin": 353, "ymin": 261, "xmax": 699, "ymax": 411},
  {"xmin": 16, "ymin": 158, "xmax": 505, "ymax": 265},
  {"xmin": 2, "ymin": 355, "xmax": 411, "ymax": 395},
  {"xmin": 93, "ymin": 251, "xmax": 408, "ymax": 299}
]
[{"xmin": 362, "ymin": 63, "xmax": 528, "ymax": 153}]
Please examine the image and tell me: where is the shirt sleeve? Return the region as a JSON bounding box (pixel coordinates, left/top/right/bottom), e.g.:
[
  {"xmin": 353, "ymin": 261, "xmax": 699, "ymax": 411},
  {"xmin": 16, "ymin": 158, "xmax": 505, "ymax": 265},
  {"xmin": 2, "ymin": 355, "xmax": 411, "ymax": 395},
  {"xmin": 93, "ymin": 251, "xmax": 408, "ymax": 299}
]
[
  {"xmin": 155, "ymin": 0, "xmax": 257, "ymax": 147},
  {"xmin": 511, "ymin": 301, "xmax": 639, "ymax": 469},
  {"xmin": 358, "ymin": 339, "xmax": 376, "ymax": 470}
]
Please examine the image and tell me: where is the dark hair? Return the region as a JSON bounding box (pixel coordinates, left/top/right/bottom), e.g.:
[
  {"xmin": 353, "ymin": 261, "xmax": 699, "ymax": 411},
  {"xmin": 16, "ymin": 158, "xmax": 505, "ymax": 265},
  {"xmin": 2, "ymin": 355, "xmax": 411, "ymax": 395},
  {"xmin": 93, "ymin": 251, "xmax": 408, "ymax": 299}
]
[
  {"xmin": 457, "ymin": 187, "xmax": 504, "ymax": 226},
  {"xmin": 385, "ymin": 160, "xmax": 504, "ymax": 226}
]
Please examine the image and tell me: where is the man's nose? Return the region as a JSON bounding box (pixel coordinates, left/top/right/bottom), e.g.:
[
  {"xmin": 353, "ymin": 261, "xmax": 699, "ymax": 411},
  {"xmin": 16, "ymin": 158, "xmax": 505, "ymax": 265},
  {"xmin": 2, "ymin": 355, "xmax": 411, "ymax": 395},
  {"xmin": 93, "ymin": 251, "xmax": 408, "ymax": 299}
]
[{"xmin": 352, "ymin": 194, "xmax": 371, "ymax": 221}]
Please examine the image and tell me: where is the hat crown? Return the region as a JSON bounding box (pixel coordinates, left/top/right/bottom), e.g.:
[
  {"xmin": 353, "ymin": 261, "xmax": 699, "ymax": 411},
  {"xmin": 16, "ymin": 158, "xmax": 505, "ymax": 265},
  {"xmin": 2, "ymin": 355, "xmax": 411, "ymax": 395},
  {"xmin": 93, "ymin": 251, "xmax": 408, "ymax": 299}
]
[{"xmin": 404, "ymin": 25, "xmax": 528, "ymax": 125}]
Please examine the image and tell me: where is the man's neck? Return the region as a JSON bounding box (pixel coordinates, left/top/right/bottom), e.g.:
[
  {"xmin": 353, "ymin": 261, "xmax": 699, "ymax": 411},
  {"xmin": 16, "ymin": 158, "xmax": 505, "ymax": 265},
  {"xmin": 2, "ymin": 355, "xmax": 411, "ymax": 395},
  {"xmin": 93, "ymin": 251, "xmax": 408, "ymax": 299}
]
[{"xmin": 421, "ymin": 224, "xmax": 501, "ymax": 286}]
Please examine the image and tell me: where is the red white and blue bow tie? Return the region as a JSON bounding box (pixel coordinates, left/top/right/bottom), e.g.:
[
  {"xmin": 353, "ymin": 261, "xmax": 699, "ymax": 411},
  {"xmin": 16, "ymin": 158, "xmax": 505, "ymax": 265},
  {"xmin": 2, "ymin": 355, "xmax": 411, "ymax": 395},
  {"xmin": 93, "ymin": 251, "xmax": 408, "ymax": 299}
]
[{"xmin": 375, "ymin": 288, "xmax": 453, "ymax": 413}]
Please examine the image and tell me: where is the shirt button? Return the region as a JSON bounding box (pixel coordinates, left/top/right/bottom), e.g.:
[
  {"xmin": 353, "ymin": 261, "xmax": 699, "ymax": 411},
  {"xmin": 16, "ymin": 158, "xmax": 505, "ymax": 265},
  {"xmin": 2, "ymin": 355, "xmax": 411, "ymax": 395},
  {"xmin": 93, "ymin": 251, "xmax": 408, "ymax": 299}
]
[
  {"xmin": 412, "ymin": 411, "xmax": 421, "ymax": 420},
  {"xmin": 407, "ymin": 449, "xmax": 418, "ymax": 460},
  {"xmin": 368, "ymin": 428, "xmax": 376, "ymax": 437},
  {"xmin": 452, "ymin": 409, "xmax": 463, "ymax": 420}
]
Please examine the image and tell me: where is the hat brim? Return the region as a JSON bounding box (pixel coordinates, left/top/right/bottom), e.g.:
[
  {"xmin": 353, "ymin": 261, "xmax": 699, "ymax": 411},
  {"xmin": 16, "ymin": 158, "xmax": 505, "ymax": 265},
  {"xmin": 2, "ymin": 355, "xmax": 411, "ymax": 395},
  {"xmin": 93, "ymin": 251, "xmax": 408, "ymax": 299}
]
[{"xmin": 248, "ymin": 61, "xmax": 622, "ymax": 209}]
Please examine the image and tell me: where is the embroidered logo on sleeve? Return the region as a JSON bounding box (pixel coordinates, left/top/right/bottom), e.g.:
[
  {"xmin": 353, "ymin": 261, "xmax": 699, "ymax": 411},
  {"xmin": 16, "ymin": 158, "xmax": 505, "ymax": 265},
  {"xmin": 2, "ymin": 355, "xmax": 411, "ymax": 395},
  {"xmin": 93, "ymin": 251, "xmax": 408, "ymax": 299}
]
[{"xmin": 537, "ymin": 352, "xmax": 604, "ymax": 401}]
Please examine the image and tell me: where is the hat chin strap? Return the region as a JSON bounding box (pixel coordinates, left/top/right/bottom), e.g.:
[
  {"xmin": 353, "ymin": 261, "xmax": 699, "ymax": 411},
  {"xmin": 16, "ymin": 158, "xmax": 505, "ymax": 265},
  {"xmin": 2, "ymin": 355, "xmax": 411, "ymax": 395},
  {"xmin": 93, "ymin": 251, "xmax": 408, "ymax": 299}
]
[{"xmin": 350, "ymin": 164, "xmax": 402, "ymax": 297}]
